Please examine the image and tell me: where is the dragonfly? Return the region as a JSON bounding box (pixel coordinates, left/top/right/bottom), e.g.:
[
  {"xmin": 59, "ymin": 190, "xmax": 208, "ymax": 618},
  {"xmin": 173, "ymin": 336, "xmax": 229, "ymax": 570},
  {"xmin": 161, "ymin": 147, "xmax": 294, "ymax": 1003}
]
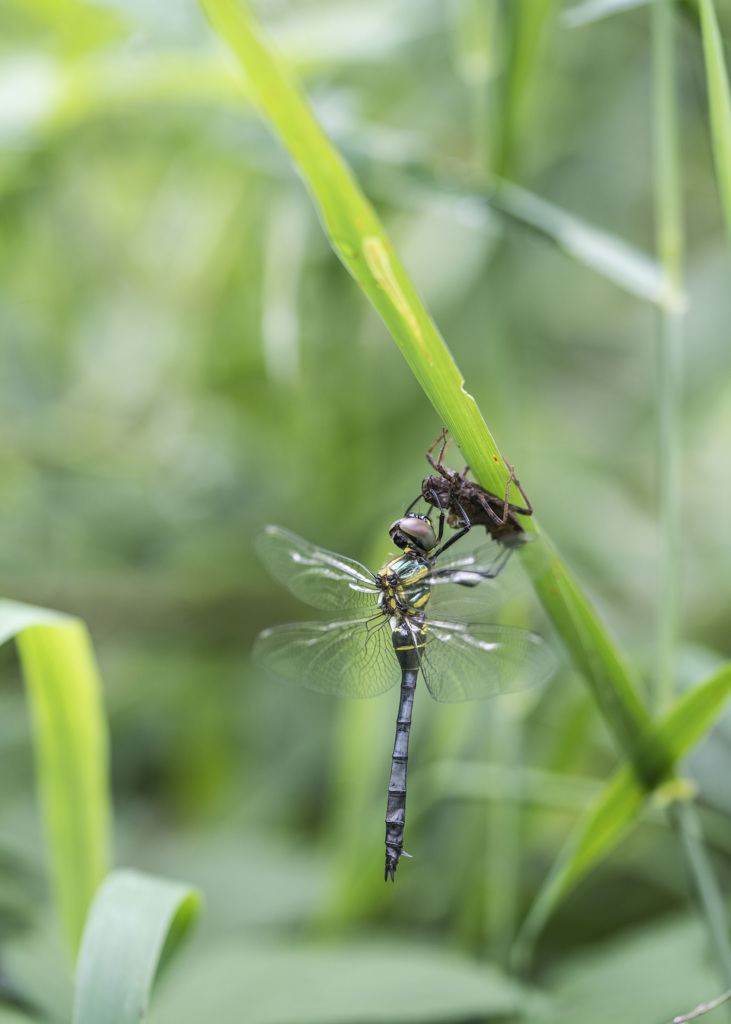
[
  {"xmin": 413, "ymin": 428, "xmax": 533, "ymax": 545},
  {"xmin": 253, "ymin": 513, "xmax": 556, "ymax": 882}
]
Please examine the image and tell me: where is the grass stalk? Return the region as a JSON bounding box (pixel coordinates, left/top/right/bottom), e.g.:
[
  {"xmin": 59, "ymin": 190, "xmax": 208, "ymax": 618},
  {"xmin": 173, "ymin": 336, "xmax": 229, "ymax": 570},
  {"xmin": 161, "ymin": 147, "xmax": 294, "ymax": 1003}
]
[
  {"xmin": 670, "ymin": 801, "xmax": 731, "ymax": 990},
  {"xmin": 653, "ymin": 0, "xmax": 731, "ymax": 992},
  {"xmin": 652, "ymin": 0, "xmax": 683, "ymax": 715},
  {"xmin": 484, "ymin": 704, "xmax": 523, "ymax": 964}
]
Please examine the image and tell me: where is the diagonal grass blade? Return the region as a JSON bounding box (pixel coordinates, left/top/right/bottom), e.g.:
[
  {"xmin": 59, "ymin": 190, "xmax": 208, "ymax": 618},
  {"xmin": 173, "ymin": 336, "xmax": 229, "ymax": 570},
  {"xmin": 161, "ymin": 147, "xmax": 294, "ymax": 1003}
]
[
  {"xmin": 513, "ymin": 660, "xmax": 731, "ymax": 964},
  {"xmin": 698, "ymin": 0, "xmax": 731, "ymax": 254}
]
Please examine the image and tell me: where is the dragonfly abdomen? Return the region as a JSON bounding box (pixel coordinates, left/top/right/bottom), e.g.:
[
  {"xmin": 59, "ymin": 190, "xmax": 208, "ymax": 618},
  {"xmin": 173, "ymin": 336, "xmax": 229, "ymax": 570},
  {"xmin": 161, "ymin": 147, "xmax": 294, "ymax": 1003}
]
[{"xmin": 385, "ymin": 620, "xmax": 424, "ymax": 882}]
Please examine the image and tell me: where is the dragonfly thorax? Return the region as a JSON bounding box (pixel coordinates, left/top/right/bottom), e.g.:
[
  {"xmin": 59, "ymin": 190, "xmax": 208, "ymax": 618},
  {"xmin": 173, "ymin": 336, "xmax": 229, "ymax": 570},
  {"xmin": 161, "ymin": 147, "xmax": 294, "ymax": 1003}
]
[{"xmin": 376, "ymin": 551, "xmax": 432, "ymax": 618}]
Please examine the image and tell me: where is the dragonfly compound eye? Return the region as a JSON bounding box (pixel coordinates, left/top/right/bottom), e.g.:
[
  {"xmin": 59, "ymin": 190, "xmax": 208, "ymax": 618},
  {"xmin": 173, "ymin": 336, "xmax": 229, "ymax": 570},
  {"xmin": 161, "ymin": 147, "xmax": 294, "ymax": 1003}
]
[{"xmin": 389, "ymin": 516, "xmax": 436, "ymax": 553}]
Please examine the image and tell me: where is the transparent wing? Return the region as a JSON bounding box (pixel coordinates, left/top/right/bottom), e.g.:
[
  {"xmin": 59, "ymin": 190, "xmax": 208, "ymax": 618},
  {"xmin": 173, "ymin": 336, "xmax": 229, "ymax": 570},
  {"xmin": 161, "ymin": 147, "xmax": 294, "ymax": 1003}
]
[
  {"xmin": 426, "ymin": 577, "xmax": 510, "ymax": 622},
  {"xmin": 426, "ymin": 534, "xmax": 549, "ymax": 620},
  {"xmin": 252, "ymin": 614, "xmax": 399, "ymax": 698},
  {"xmin": 255, "ymin": 525, "xmax": 380, "ymax": 612},
  {"xmin": 419, "ymin": 620, "xmax": 557, "ymax": 702},
  {"xmin": 427, "ymin": 538, "xmax": 526, "ymax": 620},
  {"xmin": 431, "ymin": 535, "xmax": 525, "ymax": 582}
]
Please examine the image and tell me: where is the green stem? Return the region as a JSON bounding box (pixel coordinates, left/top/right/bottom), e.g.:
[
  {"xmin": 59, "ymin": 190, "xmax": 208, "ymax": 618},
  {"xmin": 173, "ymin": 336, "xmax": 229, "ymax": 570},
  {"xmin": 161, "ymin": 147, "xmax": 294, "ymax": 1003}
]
[
  {"xmin": 653, "ymin": 0, "xmax": 683, "ymax": 715},
  {"xmin": 670, "ymin": 801, "xmax": 731, "ymax": 990},
  {"xmin": 484, "ymin": 703, "xmax": 523, "ymax": 964},
  {"xmin": 653, "ymin": 0, "xmax": 731, "ymax": 992},
  {"xmin": 667, "ymin": 982, "xmax": 731, "ymax": 1024}
]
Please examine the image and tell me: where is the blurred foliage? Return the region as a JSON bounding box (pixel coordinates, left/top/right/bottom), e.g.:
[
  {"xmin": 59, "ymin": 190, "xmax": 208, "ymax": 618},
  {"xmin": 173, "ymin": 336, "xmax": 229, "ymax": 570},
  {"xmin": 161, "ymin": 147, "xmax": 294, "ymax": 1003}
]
[{"xmin": 2, "ymin": 0, "xmax": 731, "ymax": 1021}]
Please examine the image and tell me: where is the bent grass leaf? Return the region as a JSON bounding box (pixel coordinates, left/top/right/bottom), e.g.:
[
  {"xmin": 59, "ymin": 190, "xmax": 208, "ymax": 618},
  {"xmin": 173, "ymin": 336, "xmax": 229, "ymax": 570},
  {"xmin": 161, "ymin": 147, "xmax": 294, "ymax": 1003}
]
[
  {"xmin": 513, "ymin": 661, "xmax": 731, "ymax": 963},
  {"xmin": 73, "ymin": 870, "xmax": 201, "ymax": 1024},
  {"xmin": 562, "ymin": 0, "xmax": 654, "ymax": 28},
  {"xmin": 490, "ymin": 179, "xmax": 674, "ymax": 307},
  {"xmin": 0, "ymin": 600, "xmax": 111, "ymax": 958},
  {"xmin": 698, "ymin": 0, "xmax": 731, "ymax": 253}
]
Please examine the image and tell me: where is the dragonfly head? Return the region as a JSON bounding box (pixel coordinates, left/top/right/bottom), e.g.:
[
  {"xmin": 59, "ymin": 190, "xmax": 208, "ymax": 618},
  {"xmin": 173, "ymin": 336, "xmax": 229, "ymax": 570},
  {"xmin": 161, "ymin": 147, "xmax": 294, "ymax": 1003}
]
[{"xmin": 389, "ymin": 515, "xmax": 436, "ymax": 554}]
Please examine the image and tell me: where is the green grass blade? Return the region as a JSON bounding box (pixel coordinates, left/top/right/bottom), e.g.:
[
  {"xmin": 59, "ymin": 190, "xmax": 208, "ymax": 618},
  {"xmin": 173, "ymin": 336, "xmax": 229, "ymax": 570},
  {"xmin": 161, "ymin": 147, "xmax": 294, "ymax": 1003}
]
[
  {"xmin": 0, "ymin": 600, "xmax": 111, "ymax": 958},
  {"xmin": 494, "ymin": 0, "xmax": 557, "ymax": 178},
  {"xmin": 73, "ymin": 869, "xmax": 201, "ymax": 1024},
  {"xmin": 562, "ymin": 0, "xmax": 653, "ymax": 28},
  {"xmin": 490, "ymin": 179, "xmax": 675, "ymax": 307},
  {"xmin": 199, "ymin": 0, "xmax": 509, "ymax": 496},
  {"xmin": 199, "ymin": 0, "xmax": 655, "ymax": 771},
  {"xmin": 698, "ymin": 0, "xmax": 731, "ymax": 251},
  {"xmin": 513, "ymin": 661, "xmax": 731, "ymax": 963}
]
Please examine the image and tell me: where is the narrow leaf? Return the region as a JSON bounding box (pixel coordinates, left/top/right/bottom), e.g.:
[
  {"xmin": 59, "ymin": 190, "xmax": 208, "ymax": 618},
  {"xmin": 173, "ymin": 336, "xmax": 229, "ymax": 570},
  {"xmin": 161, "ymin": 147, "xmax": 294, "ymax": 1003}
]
[
  {"xmin": 73, "ymin": 870, "xmax": 201, "ymax": 1024},
  {"xmin": 698, "ymin": 0, "xmax": 731, "ymax": 251},
  {"xmin": 514, "ymin": 662, "xmax": 731, "ymax": 961},
  {"xmin": 495, "ymin": 0, "xmax": 557, "ymax": 177},
  {"xmin": 562, "ymin": 0, "xmax": 654, "ymax": 29},
  {"xmin": 491, "ymin": 179, "xmax": 676, "ymax": 307},
  {"xmin": 0, "ymin": 600, "xmax": 111, "ymax": 957}
]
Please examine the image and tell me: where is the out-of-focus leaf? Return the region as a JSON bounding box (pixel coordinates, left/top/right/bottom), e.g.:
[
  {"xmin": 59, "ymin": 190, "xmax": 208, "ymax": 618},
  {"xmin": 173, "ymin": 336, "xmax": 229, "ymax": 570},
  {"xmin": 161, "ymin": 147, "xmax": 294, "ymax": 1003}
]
[
  {"xmin": 73, "ymin": 870, "xmax": 201, "ymax": 1024},
  {"xmin": 0, "ymin": 600, "xmax": 111, "ymax": 958},
  {"xmin": 529, "ymin": 916, "xmax": 716, "ymax": 1024},
  {"xmin": 378, "ymin": 167, "xmax": 674, "ymax": 329},
  {"xmin": 0, "ymin": 54, "xmax": 247, "ymax": 146},
  {"xmin": 531, "ymin": 553, "xmax": 652, "ymax": 772},
  {"xmin": 449, "ymin": 0, "xmax": 497, "ymax": 87},
  {"xmin": 491, "ymin": 179, "xmax": 676, "ymax": 307},
  {"xmin": 562, "ymin": 0, "xmax": 654, "ymax": 28},
  {"xmin": 698, "ymin": 0, "xmax": 731, "ymax": 254},
  {"xmin": 152, "ymin": 937, "xmax": 537, "ymax": 1024},
  {"xmin": 495, "ymin": 0, "xmax": 558, "ymax": 177},
  {"xmin": 2, "ymin": 913, "xmax": 74, "ymax": 1020},
  {"xmin": 428, "ymin": 760, "xmax": 600, "ymax": 810},
  {"xmin": 514, "ymin": 661, "xmax": 731, "ymax": 962},
  {"xmin": 3, "ymin": 0, "xmax": 127, "ymax": 56}
]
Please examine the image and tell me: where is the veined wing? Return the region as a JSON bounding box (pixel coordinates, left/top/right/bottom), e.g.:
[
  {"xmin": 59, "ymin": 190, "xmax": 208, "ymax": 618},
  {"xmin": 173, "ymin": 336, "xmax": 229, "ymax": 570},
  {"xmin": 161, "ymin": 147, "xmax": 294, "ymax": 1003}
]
[
  {"xmin": 431, "ymin": 536, "xmax": 524, "ymax": 583},
  {"xmin": 419, "ymin": 619, "xmax": 557, "ymax": 702},
  {"xmin": 427, "ymin": 538, "xmax": 528, "ymax": 621},
  {"xmin": 255, "ymin": 526, "xmax": 380, "ymax": 612},
  {"xmin": 252, "ymin": 613, "xmax": 399, "ymax": 698},
  {"xmin": 427, "ymin": 535, "xmax": 549, "ymax": 619},
  {"xmin": 426, "ymin": 577, "xmax": 510, "ymax": 622}
]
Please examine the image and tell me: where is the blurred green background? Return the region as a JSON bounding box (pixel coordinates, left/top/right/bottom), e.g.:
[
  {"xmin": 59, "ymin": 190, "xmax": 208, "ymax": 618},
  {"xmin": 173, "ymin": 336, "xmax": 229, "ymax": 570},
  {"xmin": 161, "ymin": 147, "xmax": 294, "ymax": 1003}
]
[{"xmin": 2, "ymin": 0, "xmax": 731, "ymax": 1021}]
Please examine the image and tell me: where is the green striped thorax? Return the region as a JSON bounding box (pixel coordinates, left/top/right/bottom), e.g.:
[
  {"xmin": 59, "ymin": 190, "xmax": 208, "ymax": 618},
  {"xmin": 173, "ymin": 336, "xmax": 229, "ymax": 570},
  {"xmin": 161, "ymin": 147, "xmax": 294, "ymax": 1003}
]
[{"xmin": 376, "ymin": 514, "xmax": 436, "ymax": 619}]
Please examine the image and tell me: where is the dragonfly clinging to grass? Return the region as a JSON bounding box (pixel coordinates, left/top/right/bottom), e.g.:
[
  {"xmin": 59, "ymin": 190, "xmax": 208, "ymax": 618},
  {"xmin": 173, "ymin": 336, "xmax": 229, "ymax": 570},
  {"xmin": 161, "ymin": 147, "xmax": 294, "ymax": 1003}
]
[{"xmin": 253, "ymin": 511, "xmax": 556, "ymax": 881}]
